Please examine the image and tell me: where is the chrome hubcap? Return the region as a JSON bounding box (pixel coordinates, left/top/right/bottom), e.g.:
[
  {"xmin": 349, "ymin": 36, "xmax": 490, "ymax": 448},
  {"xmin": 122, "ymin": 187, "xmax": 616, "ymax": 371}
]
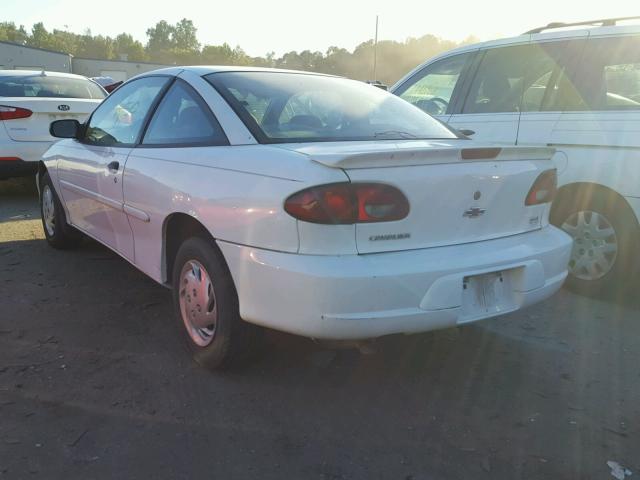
[
  {"xmin": 561, "ymin": 210, "xmax": 618, "ymax": 281},
  {"xmin": 178, "ymin": 260, "xmax": 217, "ymax": 347},
  {"xmin": 42, "ymin": 185, "xmax": 56, "ymax": 237}
]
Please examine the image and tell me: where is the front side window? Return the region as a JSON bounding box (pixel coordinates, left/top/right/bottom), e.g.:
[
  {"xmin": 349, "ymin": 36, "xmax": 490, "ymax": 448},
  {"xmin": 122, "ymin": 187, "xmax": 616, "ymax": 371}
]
[
  {"xmin": 206, "ymin": 72, "xmax": 458, "ymax": 143},
  {"xmin": 394, "ymin": 53, "xmax": 472, "ymax": 115},
  {"xmin": 142, "ymin": 80, "xmax": 228, "ymax": 146},
  {"xmin": 463, "ymin": 45, "xmax": 530, "ymax": 114},
  {"xmin": 0, "ymin": 75, "xmax": 106, "ymax": 99},
  {"xmin": 84, "ymin": 76, "xmax": 170, "ymax": 146}
]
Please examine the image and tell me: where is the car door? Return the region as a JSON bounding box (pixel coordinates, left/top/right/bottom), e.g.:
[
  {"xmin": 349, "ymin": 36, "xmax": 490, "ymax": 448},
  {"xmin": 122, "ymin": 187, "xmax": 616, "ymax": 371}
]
[
  {"xmin": 447, "ymin": 44, "xmax": 529, "ymax": 144},
  {"xmin": 122, "ymin": 77, "xmax": 230, "ymax": 280},
  {"xmin": 516, "ymin": 36, "xmax": 588, "ymax": 148},
  {"xmin": 56, "ymin": 75, "xmax": 172, "ymax": 260},
  {"xmin": 392, "ymin": 51, "xmax": 476, "ymax": 124}
]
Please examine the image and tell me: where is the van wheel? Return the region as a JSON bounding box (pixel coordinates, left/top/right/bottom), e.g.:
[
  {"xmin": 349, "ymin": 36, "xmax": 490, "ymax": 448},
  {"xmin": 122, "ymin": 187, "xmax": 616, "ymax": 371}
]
[
  {"xmin": 40, "ymin": 172, "xmax": 82, "ymax": 249},
  {"xmin": 172, "ymin": 237, "xmax": 261, "ymax": 370},
  {"xmin": 551, "ymin": 190, "xmax": 639, "ymax": 296}
]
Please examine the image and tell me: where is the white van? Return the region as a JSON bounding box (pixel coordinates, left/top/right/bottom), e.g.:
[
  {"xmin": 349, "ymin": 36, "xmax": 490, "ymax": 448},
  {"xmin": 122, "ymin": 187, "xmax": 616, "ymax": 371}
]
[{"xmin": 392, "ymin": 17, "xmax": 640, "ymax": 295}]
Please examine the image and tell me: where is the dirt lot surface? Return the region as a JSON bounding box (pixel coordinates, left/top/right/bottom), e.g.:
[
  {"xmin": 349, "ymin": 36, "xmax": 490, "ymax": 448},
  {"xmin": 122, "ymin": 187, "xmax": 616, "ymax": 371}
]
[{"xmin": 0, "ymin": 178, "xmax": 639, "ymax": 479}]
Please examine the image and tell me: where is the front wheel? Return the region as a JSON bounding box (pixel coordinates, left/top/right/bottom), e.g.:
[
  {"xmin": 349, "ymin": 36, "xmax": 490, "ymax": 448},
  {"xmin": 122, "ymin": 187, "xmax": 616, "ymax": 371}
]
[
  {"xmin": 552, "ymin": 190, "xmax": 639, "ymax": 296},
  {"xmin": 171, "ymin": 237, "xmax": 261, "ymax": 370},
  {"xmin": 40, "ymin": 172, "xmax": 82, "ymax": 249}
]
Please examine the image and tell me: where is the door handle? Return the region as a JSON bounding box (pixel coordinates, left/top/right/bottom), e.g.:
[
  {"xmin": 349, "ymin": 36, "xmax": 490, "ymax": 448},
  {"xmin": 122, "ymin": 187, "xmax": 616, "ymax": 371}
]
[{"xmin": 107, "ymin": 161, "xmax": 120, "ymax": 172}]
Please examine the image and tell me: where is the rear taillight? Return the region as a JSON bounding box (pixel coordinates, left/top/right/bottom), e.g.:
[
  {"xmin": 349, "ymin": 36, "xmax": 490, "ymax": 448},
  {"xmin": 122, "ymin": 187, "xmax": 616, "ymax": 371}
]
[
  {"xmin": 0, "ymin": 106, "xmax": 32, "ymax": 121},
  {"xmin": 285, "ymin": 183, "xmax": 410, "ymax": 224},
  {"xmin": 525, "ymin": 169, "xmax": 557, "ymax": 206}
]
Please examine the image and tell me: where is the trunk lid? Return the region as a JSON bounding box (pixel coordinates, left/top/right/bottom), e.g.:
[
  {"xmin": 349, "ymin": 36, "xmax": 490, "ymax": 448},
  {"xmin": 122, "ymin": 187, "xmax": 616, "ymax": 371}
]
[
  {"xmin": 0, "ymin": 98, "xmax": 100, "ymax": 142},
  {"xmin": 278, "ymin": 140, "xmax": 555, "ymax": 253}
]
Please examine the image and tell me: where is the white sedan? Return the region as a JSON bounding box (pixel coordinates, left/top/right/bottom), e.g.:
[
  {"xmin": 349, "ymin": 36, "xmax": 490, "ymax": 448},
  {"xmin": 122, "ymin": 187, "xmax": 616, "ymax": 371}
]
[
  {"xmin": 0, "ymin": 70, "xmax": 106, "ymax": 179},
  {"xmin": 38, "ymin": 66, "xmax": 572, "ymax": 369}
]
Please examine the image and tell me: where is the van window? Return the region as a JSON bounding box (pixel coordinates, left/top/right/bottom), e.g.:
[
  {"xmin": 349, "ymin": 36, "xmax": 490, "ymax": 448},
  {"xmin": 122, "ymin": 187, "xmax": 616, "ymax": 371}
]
[
  {"xmin": 572, "ymin": 36, "xmax": 640, "ymax": 110},
  {"xmin": 521, "ymin": 40, "xmax": 585, "ymax": 112},
  {"xmin": 394, "ymin": 53, "xmax": 472, "ymax": 115},
  {"xmin": 462, "ymin": 45, "xmax": 528, "ymax": 114}
]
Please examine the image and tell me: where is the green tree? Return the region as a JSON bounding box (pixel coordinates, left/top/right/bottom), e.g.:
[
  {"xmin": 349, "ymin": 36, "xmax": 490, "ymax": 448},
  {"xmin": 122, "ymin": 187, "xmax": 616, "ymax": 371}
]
[
  {"xmin": 173, "ymin": 18, "xmax": 199, "ymax": 51},
  {"xmin": 146, "ymin": 20, "xmax": 175, "ymax": 61},
  {"xmin": 8, "ymin": 18, "xmax": 479, "ymax": 84},
  {"xmin": 78, "ymin": 34, "xmax": 114, "ymax": 59},
  {"xmin": 29, "ymin": 22, "xmax": 50, "ymax": 49},
  {"xmin": 201, "ymin": 43, "xmax": 235, "ymax": 64},
  {"xmin": 113, "ymin": 33, "xmax": 147, "ymax": 61},
  {"xmin": 0, "ymin": 22, "xmax": 28, "ymax": 44}
]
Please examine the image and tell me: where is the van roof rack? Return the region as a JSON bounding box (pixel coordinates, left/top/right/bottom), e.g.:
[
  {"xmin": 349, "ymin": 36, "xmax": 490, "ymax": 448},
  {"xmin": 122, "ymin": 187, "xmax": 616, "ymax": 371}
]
[{"xmin": 524, "ymin": 16, "xmax": 640, "ymax": 34}]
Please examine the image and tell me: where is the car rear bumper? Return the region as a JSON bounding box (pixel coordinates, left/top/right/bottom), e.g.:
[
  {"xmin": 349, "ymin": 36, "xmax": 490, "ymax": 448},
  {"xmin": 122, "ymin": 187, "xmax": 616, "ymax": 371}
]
[
  {"xmin": 0, "ymin": 139, "xmax": 51, "ymax": 178},
  {"xmin": 0, "ymin": 158, "xmax": 39, "ymax": 179},
  {"xmin": 218, "ymin": 226, "xmax": 573, "ymax": 339}
]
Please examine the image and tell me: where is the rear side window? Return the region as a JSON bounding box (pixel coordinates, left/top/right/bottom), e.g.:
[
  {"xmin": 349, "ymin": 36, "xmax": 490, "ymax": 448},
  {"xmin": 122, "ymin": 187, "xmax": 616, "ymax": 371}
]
[
  {"xmin": 142, "ymin": 80, "xmax": 228, "ymax": 146},
  {"xmin": 463, "ymin": 45, "xmax": 528, "ymax": 114},
  {"xmin": 0, "ymin": 75, "xmax": 106, "ymax": 99},
  {"xmin": 573, "ymin": 36, "xmax": 640, "ymax": 110},
  {"xmin": 394, "ymin": 53, "xmax": 472, "ymax": 115}
]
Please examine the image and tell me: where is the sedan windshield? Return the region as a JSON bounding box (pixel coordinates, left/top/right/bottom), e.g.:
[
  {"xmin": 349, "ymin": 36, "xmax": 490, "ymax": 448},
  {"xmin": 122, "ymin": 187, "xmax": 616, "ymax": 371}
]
[
  {"xmin": 206, "ymin": 72, "xmax": 458, "ymax": 143},
  {"xmin": 0, "ymin": 75, "xmax": 106, "ymax": 99}
]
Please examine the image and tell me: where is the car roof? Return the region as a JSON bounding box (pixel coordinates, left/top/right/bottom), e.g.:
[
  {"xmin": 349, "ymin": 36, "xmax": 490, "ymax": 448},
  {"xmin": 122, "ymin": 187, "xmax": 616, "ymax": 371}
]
[
  {"xmin": 137, "ymin": 65, "xmax": 339, "ymax": 78},
  {"xmin": 426, "ymin": 23, "xmax": 640, "ymax": 57},
  {"xmin": 0, "ymin": 70, "xmax": 93, "ymax": 80}
]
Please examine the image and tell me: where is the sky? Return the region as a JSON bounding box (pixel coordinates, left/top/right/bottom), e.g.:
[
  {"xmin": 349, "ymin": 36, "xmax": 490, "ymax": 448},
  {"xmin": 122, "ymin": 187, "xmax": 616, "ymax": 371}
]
[{"xmin": 2, "ymin": 0, "xmax": 639, "ymax": 56}]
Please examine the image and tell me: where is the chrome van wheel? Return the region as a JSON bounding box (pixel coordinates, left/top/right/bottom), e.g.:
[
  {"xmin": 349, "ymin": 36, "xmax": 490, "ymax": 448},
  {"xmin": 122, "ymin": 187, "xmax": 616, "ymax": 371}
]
[{"xmin": 561, "ymin": 210, "xmax": 618, "ymax": 281}]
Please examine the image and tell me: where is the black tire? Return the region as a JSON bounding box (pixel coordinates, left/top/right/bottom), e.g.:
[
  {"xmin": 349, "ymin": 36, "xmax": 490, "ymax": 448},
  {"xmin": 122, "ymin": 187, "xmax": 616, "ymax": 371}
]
[
  {"xmin": 171, "ymin": 236, "xmax": 262, "ymax": 370},
  {"xmin": 551, "ymin": 189, "xmax": 640, "ymax": 296},
  {"xmin": 40, "ymin": 172, "xmax": 83, "ymax": 249}
]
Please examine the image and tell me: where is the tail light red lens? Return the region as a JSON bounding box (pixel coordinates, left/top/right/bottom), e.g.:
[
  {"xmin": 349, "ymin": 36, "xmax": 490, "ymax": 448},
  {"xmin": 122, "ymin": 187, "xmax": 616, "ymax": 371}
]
[
  {"xmin": 525, "ymin": 169, "xmax": 557, "ymax": 206},
  {"xmin": 0, "ymin": 106, "xmax": 33, "ymax": 121},
  {"xmin": 285, "ymin": 183, "xmax": 409, "ymax": 224}
]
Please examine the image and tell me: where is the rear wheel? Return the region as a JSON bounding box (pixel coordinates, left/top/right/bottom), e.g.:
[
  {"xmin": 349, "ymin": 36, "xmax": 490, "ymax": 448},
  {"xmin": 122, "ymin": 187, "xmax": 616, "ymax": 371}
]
[
  {"xmin": 551, "ymin": 189, "xmax": 639, "ymax": 296},
  {"xmin": 40, "ymin": 172, "xmax": 82, "ymax": 249},
  {"xmin": 171, "ymin": 237, "xmax": 261, "ymax": 370}
]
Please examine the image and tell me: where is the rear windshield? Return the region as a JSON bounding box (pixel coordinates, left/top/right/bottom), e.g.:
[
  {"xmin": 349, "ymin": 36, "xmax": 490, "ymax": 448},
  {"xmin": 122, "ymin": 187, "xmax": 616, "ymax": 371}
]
[
  {"xmin": 205, "ymin": 72, "xmax": 458, "ymax": 143},
  {"xmin": 0, "ymin": 75, "xmax": 106, "ymax": 99}
]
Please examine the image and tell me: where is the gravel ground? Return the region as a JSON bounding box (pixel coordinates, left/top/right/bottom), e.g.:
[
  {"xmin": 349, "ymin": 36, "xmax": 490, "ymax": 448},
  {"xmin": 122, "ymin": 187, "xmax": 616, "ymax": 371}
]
[{"xmin": 0, "ymin": 177, "xmax": 639, "ymax": 480}]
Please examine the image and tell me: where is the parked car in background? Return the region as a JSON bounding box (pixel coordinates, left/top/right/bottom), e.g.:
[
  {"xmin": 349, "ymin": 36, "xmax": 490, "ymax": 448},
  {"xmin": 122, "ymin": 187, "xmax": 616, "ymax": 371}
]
[
  {"xmin": 0, "ymin": 71, "xmax": 106, "ymax": 179},
  {"xmin": 392, "ymin": 17, "xmax": 640, "ymax": 296},
  {"xmin": 104, "ymin": 81, "xmax": 124, "ymax": 93},
  {"xmin": 37, "ymin": 66, "xmax": 571, "ymax": 369},
  {"xmin": 91, "ymin": 76, "xmax": 124, "ymax": 93}
]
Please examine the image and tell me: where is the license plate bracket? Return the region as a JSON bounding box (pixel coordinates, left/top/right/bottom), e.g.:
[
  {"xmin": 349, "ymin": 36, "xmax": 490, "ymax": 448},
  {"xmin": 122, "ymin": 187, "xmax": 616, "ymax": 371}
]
[{"xmin": 460, "ymin": 269, "xmax": 518, "ymax": 323}]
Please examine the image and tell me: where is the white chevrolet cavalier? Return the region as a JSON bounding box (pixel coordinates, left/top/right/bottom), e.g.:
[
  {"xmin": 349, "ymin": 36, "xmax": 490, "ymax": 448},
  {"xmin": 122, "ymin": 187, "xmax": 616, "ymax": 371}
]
[{"xmin": 38, "ymin": 66, "xmax": 572, "ymax": 369}]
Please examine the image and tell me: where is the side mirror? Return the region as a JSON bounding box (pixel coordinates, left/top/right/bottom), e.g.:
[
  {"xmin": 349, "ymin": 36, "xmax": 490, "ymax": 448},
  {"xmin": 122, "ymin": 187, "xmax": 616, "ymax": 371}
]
[{"xmin": 50, "ymin": 119, "xmax": 80, "ymax": 139}]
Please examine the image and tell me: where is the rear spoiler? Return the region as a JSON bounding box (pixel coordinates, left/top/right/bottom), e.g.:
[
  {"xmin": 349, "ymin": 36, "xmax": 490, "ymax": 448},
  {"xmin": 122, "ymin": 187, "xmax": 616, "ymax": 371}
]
[{"xmin": 307, "ymin": 146, "xmax": 556, "ymax": 169}]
